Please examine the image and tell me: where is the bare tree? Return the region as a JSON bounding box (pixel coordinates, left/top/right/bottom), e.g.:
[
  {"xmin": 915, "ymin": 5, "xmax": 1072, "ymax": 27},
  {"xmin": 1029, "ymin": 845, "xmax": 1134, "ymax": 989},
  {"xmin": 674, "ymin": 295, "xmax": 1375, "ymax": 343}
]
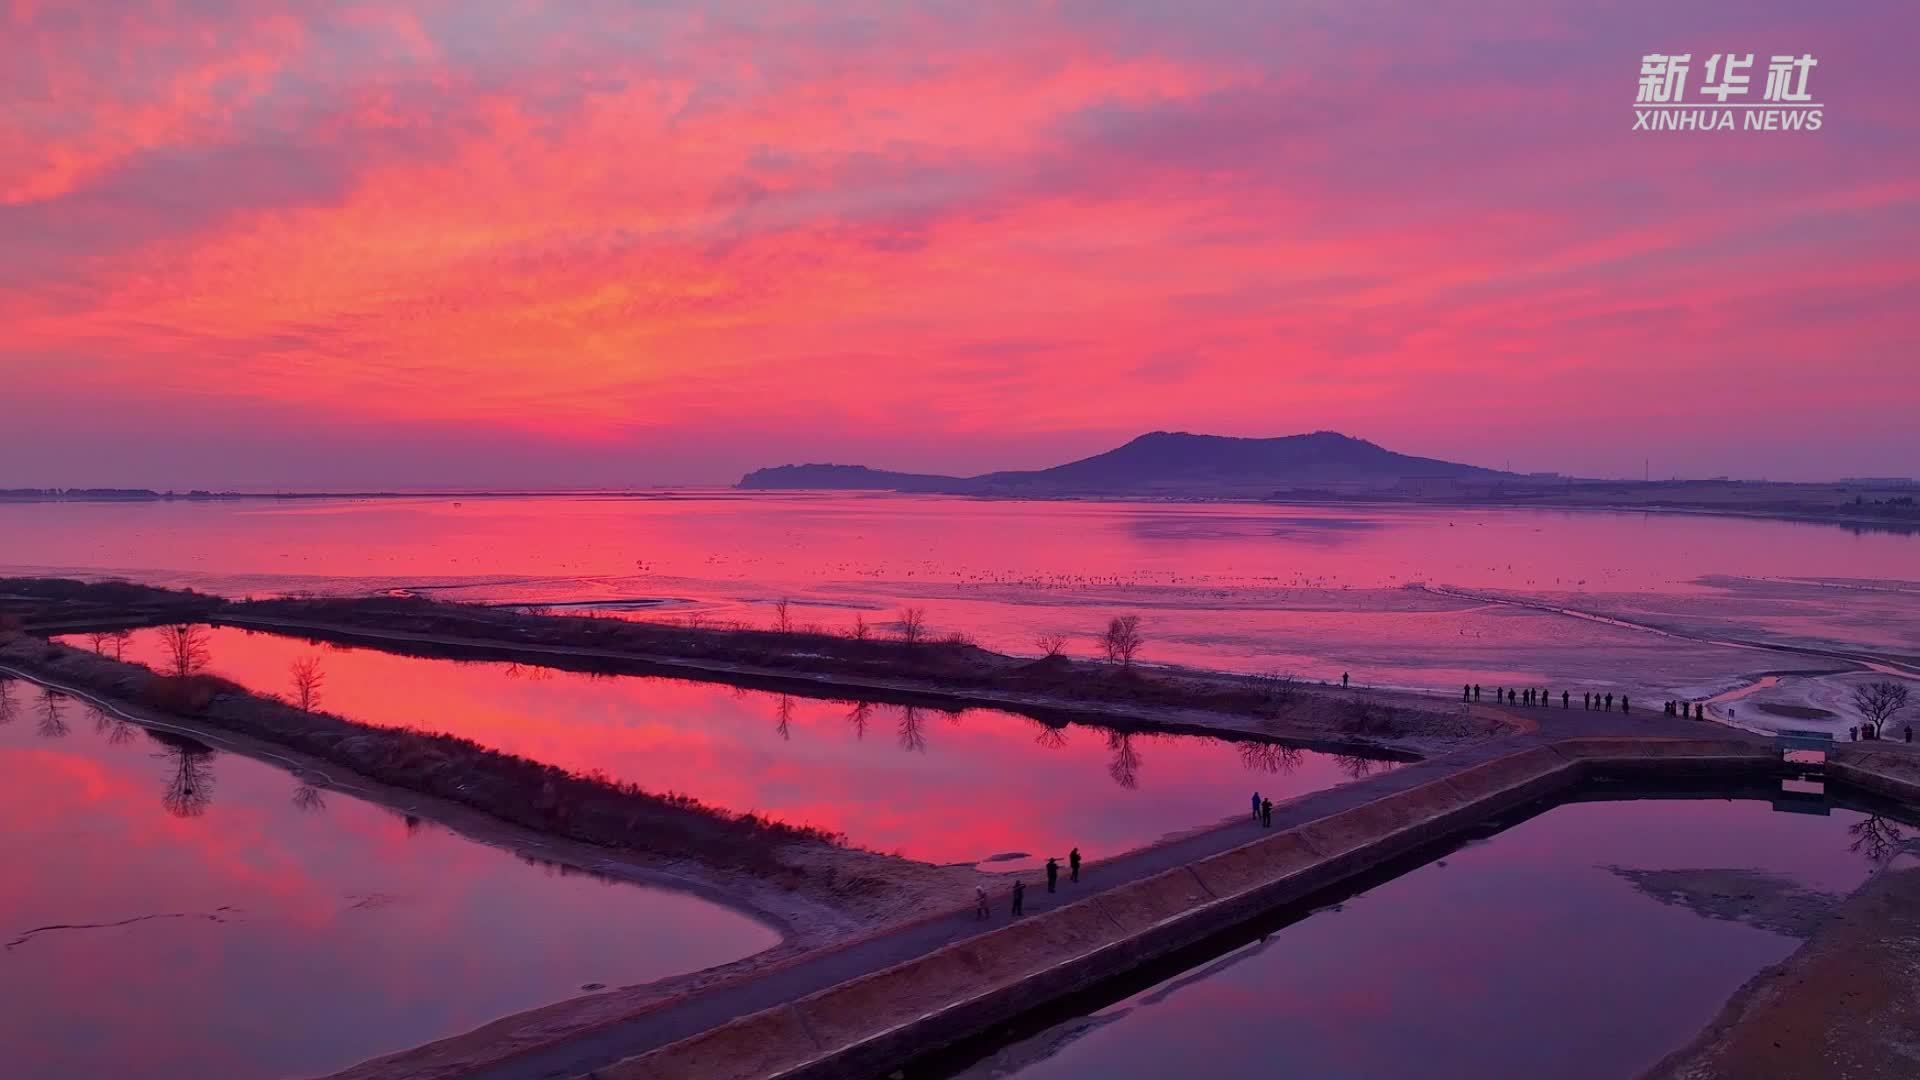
[
  {"xmin": 102, "ymin": 714, "xmax": 138, "ymax": 744},
  {"xmin": 1034, "ymin": 632, "xmax": 1068, "ymax": 659},
  {"xmin": 158, "ymin": 623, "xmax": 210, "ymax": 678},
  {"xmin": 1848, "ymin": 815, "xmax": 1908, "ymax": 863},
  {"xmin": 1334, "ymin": 753, "xmax": 1381, "ymax": 779},
  {"xmin": 152, "ymin": 731, "xmax": 216, "ymax": 818},
  {"xmin": 772, "ymin": 599, "xmax": 794, "ymax": 634},
  {"xmin": 896, "ymin": 607, "xmax": 928, "ymax": 646},
  {"xmin": 86, "ymin": 630, "xmax": 115, "ymax": 654},
  {"xmin": 1851, "ymin": 681, "xmax": 1911, "ymax": 738},
  {"xmin": 1098, "ymin": 615, "xmax": 1145, "ymax": 668},
  {"xmin": 289, "ymin": 655, "xmax": 325, "ymax": 712},
  {"xmin": 1239, "ymin": 741, "xmax": 1305, "ymax": 775},
  {"xmin": 1030, "ymin": 719, "xmax": 1068, "ymax": 749},
  {"xmin": 1106, "ymin": 731, "xmax": 1141, "ymax": 789},
  {"xmin": 107, "ymin": 628, "xmax": 134, "ymax": 660},
  {"xmin": 37, "ymin": 687, "xmax": 69, "ymax": 738},
  {"xmin": 848, "ymin": 613, "xmax": 872, "ymax": 641},
  {"xmin": 845, "ymin": 699, "xmax": 873, "ymax": 739},
  {"xmin": 1251, "ymin": 671, "xmax": 1301, "ymax": 713},
  {"xmin": 897, "ymin": 705, "xmax": 927, "ymax": 752}
]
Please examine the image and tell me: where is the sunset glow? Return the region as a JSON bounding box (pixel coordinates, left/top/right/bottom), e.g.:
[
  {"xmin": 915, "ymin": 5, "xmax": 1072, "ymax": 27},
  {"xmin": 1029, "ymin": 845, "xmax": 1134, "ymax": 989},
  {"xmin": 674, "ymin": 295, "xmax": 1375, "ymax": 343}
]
[{"xmin": 4, "ymin": 2, "xmax": 1915, "ymax": 486}]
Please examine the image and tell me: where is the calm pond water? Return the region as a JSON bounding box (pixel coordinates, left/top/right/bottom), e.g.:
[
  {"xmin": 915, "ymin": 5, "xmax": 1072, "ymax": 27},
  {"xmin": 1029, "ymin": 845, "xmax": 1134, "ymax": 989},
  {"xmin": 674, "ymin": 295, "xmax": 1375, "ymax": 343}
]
[
  {"xmin": 6, "ymin": 493, "xmax": 1917, "ymax": 696},
  {"xmin": 941, "ymin": 797, "xmax": 1903, "ymax": 1080},
  {"xmin": 0, "ymin": 674, "xmax": 779, "ymax": 1080},
  {"xmin": 69, "ymin": 626, "xmax": 1391, "ymax": 867}
]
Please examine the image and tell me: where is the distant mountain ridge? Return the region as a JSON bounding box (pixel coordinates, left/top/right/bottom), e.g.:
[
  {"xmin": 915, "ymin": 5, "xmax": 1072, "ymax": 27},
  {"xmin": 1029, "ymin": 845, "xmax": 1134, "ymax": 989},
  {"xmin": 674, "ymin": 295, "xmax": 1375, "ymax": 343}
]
[{"xmin": 738, "ymin": 431, "xmax": 1512, "ymax": 496}]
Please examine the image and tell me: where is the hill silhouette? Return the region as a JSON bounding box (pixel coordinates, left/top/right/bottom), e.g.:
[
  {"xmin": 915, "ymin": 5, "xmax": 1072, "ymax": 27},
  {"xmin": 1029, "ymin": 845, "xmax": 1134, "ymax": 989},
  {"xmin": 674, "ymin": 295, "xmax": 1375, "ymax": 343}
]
[{"xmin": 738, "ymin": 431, "xmax": 1510, "ymax": 496}]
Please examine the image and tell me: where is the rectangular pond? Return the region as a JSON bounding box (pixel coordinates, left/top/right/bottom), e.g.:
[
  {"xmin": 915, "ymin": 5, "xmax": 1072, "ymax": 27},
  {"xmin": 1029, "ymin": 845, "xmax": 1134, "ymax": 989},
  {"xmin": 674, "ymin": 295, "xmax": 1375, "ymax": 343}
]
[
  {"xmin": 0, "ymin": 673, "xmax": 779, "ymax": 1080},
  {"xmin": 75, "ymin": 625, "xmax": 1394, "ymax": 868},
  {"xmin": 932, "ymin": 794, "xmax": 1907, "ymax": 1080}
]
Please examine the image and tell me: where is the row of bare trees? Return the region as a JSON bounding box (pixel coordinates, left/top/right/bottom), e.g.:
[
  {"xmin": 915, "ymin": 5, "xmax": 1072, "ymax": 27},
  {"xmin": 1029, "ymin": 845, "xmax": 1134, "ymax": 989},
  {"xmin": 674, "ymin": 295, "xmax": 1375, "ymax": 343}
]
[
  {"xmin": 761, "ymin": 603, "xmax": 1152, "ymax": 663},
  {"xmin": 84, "ymin": 628, "xmax": 135, "ymax": 659},
  {"xmin": 1034, "ymin": 616, "xmax": 1147, "ymax": 668}
]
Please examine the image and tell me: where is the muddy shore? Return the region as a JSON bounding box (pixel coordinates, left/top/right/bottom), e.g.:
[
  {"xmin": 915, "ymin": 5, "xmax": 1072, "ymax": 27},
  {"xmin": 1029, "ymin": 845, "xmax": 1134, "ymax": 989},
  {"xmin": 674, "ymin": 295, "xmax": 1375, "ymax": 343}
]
[{"xmin": 1646, "ymin": 853, "xmax": 1920, "ymax": 1080}]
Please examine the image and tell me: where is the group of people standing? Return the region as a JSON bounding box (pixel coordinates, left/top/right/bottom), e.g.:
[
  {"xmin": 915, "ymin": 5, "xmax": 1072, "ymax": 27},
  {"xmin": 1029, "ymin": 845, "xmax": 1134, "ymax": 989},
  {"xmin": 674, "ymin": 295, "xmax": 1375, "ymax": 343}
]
[
  {"xmin": 1461, "ymin": 683, "xmax": 1635, "ymax": 713},
  {"xmin": 1665, "ymin": 700, "xmax": 1707, "ymax": 719},
  {"xmin": 1459, "ymin": 684, "xmax": 1643, "ymax": 711},
  {"xmin": 976, "ymin": 847, "xmax": 1082, "ymax": 919},
  {"xmin": 1252, "ymin": 791, "xmax": 1275, "ymax": 827}
]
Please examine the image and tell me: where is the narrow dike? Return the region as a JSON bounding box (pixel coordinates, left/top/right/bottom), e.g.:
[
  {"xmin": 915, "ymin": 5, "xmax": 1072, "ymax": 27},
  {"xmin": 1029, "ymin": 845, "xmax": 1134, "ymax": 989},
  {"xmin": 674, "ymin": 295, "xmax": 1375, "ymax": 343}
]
[{"xmin": 572, "ymin": 738, "xmax": 1788, "ymax": 1080}]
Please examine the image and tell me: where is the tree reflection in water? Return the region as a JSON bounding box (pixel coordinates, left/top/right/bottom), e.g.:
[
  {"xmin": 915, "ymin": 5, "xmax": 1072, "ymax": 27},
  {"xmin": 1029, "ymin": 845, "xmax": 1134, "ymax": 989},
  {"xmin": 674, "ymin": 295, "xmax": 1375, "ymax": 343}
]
[
  {"xmin": 1334, "ymin": 753, "xmax": 1381, "ymax": 779},
  {"xmin": 501, "ymin": 661, "xmax": 553, "ymax": 681},
  {"xmin": 0, "ymin": 676, "xmax": 16, "ymax": 726},
  {"xmin": 1849, "ymin": 815, "xmax": 1910, "ymax": 863},
  {"xmin": 1106, "ymin": 731, "xmax": 1141, "ymax": 789},
  {"xmin": 37, "ymin": 687, "xmax": 69, "ymax": 738},
  {"xmin": 1030, "ymin": 719, "xmax": 1069, "ymax": 750},
  {"xmin": 1237, "ymin": 741, "xmax": 1304, "ymax": 775},
  {"xmin": 291, "ymin": 783, "xmax": 328, "ymax": 813},
  {"xmin": 149, "ymin": 729, "xmax": 217, "ymax": 818},
  {"xmin": 897, "ymin": 705, "xmax": 927, "ymax": 753},
  {"xmin": 844, "ymin": 699, "xmax": 873, "ymax": 739},
  {"xmin": 87, "ymin": 704, "xmax": 140, "ymax": 745},
  {"xmin": 773, "ymin": 695, "xmax": 794, "ymax": 740}
]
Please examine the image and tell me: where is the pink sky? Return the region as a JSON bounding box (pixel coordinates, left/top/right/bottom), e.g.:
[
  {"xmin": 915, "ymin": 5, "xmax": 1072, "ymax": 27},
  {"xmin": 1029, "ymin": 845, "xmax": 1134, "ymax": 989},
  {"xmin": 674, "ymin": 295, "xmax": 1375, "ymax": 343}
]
[{"xmin": 3, "ymin": 1, "xmax": 1915, "ymax": 487}]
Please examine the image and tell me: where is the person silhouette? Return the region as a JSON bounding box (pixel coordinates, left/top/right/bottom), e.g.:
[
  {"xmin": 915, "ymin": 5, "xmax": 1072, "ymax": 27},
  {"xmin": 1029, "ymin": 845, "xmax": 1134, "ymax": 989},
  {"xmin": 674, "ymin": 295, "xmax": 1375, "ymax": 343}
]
[
  {"xmin": 1069, "ymin": 847, "xmax": 1082, "ymax": 883},
  {"xmin": 1464, "ymin": 683, "xmax": 1472, "ymax": 701},
  {"xmin": 1251, "ymin": 791, "xmax": 1262, "ymax": 822},
  {"xmin": 1473, "ymin": 684, "xmax": 1481, "ymax": 701},
  {"xmin": 1261, "ymin": 797, "xmax": 1274, "ymax": 828},
  {"xmin": 1605, "ymin": 693, "xmax": 1614, "ymax": 711},
  {"xmin": 1342, "ymin": 672, "xmax": 1349, "ymax": 688},
  {"xmin": 1046, "ymin": 857, "xmax": 1059, "ymax": 893},
  {"xmin": 974, "ymin": 885, "xmax": 990, "ymax": 920},
  {"xmin": 1562, "ymin": 690, "xmax": 1569, "ymax": 709},
  {"xmin": 1011, "ymin": 880, "xmax": 1025, "ymax": 917}
]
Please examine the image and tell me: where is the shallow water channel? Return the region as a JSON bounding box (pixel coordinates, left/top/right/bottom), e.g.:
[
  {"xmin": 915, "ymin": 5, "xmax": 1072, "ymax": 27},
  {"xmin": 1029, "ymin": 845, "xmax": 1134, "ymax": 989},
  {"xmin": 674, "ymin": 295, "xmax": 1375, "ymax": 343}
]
[
  {"xmin": 936, "ymin": 793, "xmax": 1908, "ymax": 1080},
  {"xmin": 76, "ymin": 625, "xmax": 1394, "ymax": 867},
  {"xmin": 0, "ymin": 673, "xmax": 779, "ymax": 1080}
]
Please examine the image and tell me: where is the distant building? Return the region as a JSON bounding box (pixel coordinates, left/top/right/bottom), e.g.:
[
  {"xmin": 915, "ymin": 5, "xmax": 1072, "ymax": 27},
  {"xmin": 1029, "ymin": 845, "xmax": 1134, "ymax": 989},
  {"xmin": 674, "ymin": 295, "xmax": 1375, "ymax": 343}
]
[{"xmin": 1842, "ymin": 477, "xmax": 1917, "ymax": 488}]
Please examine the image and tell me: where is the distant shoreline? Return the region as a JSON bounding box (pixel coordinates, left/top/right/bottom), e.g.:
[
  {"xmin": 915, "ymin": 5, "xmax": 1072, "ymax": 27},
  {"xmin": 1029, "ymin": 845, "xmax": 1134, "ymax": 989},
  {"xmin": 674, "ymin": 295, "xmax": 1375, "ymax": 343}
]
[{"xmin": 4, "ymin": 485, "xmax": 1915, "ymax": 533}]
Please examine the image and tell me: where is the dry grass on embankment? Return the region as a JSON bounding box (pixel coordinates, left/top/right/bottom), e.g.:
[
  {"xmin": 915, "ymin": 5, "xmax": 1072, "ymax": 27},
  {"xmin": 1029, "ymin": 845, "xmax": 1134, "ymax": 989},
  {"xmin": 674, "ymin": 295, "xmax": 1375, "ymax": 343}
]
[
  {"xmin": 228, "ymin": 592, "xmax": 1504, "ymax": 750},
  {"xmin": 7, "ymin": 576, "xmax": 1506, "ymax": 759}
]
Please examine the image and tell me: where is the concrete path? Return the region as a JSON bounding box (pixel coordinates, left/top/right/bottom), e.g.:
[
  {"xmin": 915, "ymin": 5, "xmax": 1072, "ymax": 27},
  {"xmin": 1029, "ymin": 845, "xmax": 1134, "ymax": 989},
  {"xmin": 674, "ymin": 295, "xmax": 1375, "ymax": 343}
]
[{"xmin": 464, "ymin": 707, "xmax": 1727, "ymax": 1080}]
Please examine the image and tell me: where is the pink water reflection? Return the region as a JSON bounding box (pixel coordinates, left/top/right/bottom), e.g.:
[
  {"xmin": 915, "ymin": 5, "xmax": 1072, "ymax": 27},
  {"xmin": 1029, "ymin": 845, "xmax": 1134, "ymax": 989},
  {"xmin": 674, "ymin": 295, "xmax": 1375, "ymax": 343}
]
[
  {"xmin": 0, "ymin": 676, "xmax": 778, "ymax": 1080},
  {"xmin": 957, "ymin": 798, "xmax": 1889, "ymax": 1080},
  {"xmin": 10, "ymin": 494, "xmax": 1914, "ymax": 693},
  {"xmin": 83, "ymin": 627, "xmax": 1390, "ymax": 865}
]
